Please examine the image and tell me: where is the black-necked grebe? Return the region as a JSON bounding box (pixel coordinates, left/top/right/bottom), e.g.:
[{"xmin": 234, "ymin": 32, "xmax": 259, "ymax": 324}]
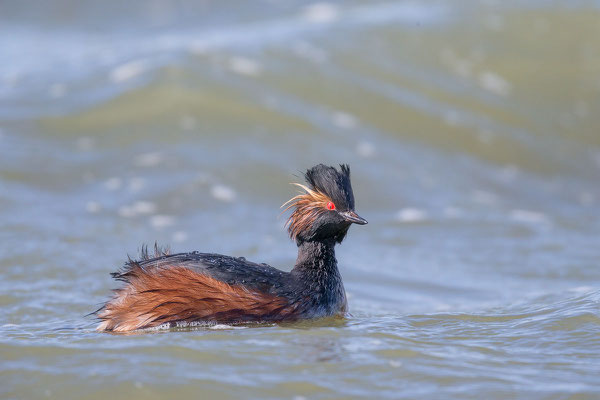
[{"xmin": 96, "ymin": 164, "xmax": 367, "ymax": 332}]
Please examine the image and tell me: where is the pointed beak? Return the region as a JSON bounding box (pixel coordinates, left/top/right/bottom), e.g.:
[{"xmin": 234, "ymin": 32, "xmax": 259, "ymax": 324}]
[{"xmin": 340, "ymin": 210, "xmax": 368, "ymax": 225}]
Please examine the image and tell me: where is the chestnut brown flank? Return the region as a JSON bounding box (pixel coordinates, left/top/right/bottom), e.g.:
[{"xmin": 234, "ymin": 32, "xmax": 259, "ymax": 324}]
[{"xmin": 97, "ymin": 265, "xmax": 293, "ymax": 332}]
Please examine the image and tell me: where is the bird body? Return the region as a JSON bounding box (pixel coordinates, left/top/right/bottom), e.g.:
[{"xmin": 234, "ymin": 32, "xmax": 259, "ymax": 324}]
[{"xmin": 96, "ymin": 164, "xmax": 366, "ymax": 332}]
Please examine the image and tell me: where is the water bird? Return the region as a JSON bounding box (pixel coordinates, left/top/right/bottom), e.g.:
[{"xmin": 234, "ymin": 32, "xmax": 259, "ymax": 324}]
[{"xmin": 96, "ymin": 164, "xmax": 367, "ymax": 332}]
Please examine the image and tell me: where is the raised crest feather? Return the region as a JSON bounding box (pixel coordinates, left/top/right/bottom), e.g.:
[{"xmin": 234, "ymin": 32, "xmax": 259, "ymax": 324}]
[
  {"xmin": 282, "ymin": 183, "xmax": 334, "ymax": 241},
  {"xmin": 282, "ymin": 164, "xmax": 355, "ymax": 242}
]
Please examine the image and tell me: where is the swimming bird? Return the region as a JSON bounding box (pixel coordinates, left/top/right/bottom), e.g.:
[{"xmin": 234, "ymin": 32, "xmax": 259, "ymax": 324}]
[{"xmin": 96, "ymin": 164, "xmax": 367, "ymax": 332}]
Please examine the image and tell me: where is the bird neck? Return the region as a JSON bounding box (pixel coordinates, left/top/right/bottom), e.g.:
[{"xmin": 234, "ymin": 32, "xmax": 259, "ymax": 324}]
[
  {"xmin": 291, "ymin": 239, "xmax": 339, "ymax": 282},
  {"xmin": 289, "ymin": 239, "xmax": 346, "ymax": 316}
]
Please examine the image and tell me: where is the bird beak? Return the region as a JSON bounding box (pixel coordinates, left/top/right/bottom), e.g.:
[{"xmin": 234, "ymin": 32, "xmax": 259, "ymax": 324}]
[{"xmin": 340, "ymin": 211, "xmax": 368, "ymax": 225}]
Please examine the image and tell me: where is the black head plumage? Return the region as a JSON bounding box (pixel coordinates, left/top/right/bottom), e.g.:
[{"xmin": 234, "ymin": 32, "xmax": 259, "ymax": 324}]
[
  {"xmin": 285, "ymin": 164, "xmax": 365, "ymax": 245},
  {"xmin": 304, "ymin": 164, "xmax": 355, "ymax": 211}
]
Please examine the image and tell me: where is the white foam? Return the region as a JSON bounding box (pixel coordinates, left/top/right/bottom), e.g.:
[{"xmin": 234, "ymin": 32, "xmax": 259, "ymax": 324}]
[
  {"xmin": 172, "ymin": 231, "xmax": 188, "ymax": 243},
  {"xmin": 150, "ymin": 215, "xmax": 175, "ymax": 229},
  {"xmin": 134, "ymin": 152, "xmax": 163, "ymax": 167},
  {"xmin": 568, "ymin": 286, "xmax": 593, "ymax": 294},
  {"xmin": 104, "ymin": 177, "xmax": 122, "ymax": 191},
  {"xmin": 302, "ymin": 3, "xmax": 339, "ymax": 24},
  {"xmin": 145, "ymin": 323, "xmax": 173, "ymax": 331},
  {"xmin": 132, "ymin": 201, "xmax": 157, "ymax": 215},
  {"xmin": 117, "ymin": 205, "xmax": 136, "ymax": 218},
  {"xmin": 189, "ymin": 41, "xmax": 209, "ymax": 55},
  {"xmin": 440, "ymin": 48, "xmax": 473, "ymax": 78},
  {"xmin": 76, "ymin": 137, "xmax": 94, "ymax": 151},
  {"xmin": 128, "ymin": 177, "xmax": 146, "ymax": 193},
  {"xmin": 478, "ymin": 71, "xmax": 511, "ymax": 96},
  {"xmin": 110, "ymin": 59, "xmax": 148, "ymax": 83},
  {"xmin": 395, "ymin": 208, "xmax": 428, "ymax": 223},
  {"xmin": 332, "ymin": 111, "xmax": 357, "ymax": 129},
  {"xmin": 228, "ymin": 56, "xmax": 262, "ymax": 76},
  {"xmin": 356, "ymin": 141, "xmax": 376, "ymax": 158},
  {"xmin": 211, "ymin": 184, "xmax": 236, "ymax": 202},
  {"xmin": 145, "ymin": 320, "xmax": 247, "ymax": 330},
  {"xmin": 443, "ymin": 109, "xmax": 462, "ymax": 126},
  {"xmin": 471, "ymin": 190, "xmax": 497, "ymax": 205},
  {"xmin": 49, "ymin": 83, "xmax": 66, "ymax": 98},
  {"xmin": 121, "ymin": 202, "xmax": 158, "ymax": 219},
  {"xmin": 210, "ymin": 324, "xmax": 236, "ymax": 330},
  {"xmin": 85, "ymin": 201, "xmax": 102, "ymax": 214},
  {"xmin": 292, "ymin": 41, "xmax": 327, "ymax": 63},
  {"xmin": 509, "ymin": 209, "xmax": 549, "ymax": 224}
]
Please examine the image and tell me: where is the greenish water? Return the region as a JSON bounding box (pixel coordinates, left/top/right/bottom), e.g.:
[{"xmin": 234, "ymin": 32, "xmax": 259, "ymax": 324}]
[{"xmin": 1, "ymin": 1, "xmax": 599, "ymax": 399}]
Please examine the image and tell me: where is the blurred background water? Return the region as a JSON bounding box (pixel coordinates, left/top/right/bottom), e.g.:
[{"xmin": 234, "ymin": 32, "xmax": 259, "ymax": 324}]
[{"xmin": 1, "ymin": 1, "xmax": 600, "ymax": 399}]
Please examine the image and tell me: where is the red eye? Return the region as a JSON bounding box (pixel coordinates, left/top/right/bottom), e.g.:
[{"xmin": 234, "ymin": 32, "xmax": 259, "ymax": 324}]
[{"xmin": 327, "ymin": 202, "xmax": 336, "ymax": 210}]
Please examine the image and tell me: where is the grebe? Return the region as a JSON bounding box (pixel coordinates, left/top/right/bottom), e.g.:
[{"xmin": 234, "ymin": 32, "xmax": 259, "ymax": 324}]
[{"xmin": 96, "ymin": 164, "xmax": 367, "ymax": 331}]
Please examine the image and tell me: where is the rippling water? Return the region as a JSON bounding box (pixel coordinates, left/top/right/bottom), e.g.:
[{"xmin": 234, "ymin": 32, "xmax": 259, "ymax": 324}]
[{"xmin": 1, "ymin": 1, "xmax": 600, "ymax": 399}]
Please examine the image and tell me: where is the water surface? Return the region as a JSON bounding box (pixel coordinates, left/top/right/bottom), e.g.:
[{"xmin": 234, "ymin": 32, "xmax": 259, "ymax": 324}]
[{"xmin": 1, "ymin": 1, "xmax": 599, "ymax": 399}]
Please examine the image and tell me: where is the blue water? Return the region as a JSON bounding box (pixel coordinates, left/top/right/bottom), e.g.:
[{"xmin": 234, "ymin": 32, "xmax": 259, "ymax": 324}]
[{"xmin": 1, "ymin": 1, "xmax": 599, "ymax": 399}]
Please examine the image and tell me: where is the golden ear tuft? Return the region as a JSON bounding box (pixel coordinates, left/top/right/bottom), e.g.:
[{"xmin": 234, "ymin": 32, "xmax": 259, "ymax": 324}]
[{"xmin": 281, "ymin": 183, "xmax": 333, "ymax": 241}]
